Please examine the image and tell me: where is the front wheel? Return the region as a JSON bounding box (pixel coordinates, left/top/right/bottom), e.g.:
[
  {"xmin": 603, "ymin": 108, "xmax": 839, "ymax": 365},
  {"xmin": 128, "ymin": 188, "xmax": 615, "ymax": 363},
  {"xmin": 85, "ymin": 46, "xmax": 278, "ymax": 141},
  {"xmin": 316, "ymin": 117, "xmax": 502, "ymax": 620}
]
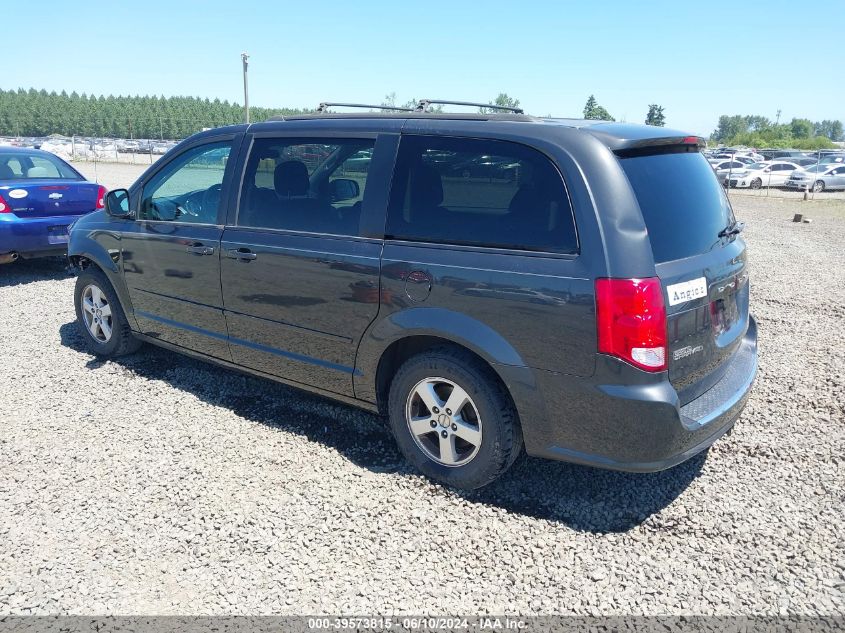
[
  {"xmin": 388, "ymin": 347, "xmax": 522, "ymax": 490},
  {"xmin": 750, "ymin": 178, "xmax": 762, "ymax": 190},
  {"xmin": 813, "ymin": 180, "xmax": 825, "ymax": 193},
  {"xmin": 74, "ymin": 267, "xmax": 142, "ymax": 357}
]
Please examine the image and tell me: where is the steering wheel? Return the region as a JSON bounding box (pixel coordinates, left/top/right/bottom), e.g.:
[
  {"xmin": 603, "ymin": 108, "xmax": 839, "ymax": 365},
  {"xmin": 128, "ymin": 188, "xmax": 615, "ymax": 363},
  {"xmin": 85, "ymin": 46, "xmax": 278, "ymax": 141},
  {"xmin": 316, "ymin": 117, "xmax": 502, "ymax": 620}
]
[
  {"xmin": 179, "ymin": 191, "xmax": 203, "ymax": 218},
  {"xmin": 202, "ymin": 184, "xmax": 223, "ymax": 218}
]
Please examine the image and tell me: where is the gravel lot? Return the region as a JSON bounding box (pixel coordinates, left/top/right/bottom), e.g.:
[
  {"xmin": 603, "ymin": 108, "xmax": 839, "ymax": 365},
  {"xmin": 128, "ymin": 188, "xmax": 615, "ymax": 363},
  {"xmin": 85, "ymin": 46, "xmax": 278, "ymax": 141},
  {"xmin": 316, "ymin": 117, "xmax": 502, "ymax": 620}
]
[{"xmin": 0, "ymin": 164, "xmax": 843, "ymax": 615}]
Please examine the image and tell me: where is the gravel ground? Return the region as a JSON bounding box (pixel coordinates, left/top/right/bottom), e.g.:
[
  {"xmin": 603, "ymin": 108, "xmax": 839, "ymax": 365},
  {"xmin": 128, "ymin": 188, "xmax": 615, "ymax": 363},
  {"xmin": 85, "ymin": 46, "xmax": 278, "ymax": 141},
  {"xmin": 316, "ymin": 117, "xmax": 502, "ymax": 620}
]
[
  {"xmin": 0, "ymin": 186, "xmax": 843, "ymax": 616},
  {"xmin": 71, "ymin": 161, "xmax": 151, "ymax": 190}
]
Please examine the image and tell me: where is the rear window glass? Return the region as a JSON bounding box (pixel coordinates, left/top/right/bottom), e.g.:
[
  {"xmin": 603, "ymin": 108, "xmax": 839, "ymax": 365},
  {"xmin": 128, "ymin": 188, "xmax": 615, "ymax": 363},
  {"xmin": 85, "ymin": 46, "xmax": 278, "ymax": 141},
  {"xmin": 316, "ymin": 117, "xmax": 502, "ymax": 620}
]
[
  {"xmin": 0, "ymin": 151, "xmax": 80, "ymax": 180},
  {"xmin": 620, "ymin": 151, "xmax": 734, "ymax": 263}
]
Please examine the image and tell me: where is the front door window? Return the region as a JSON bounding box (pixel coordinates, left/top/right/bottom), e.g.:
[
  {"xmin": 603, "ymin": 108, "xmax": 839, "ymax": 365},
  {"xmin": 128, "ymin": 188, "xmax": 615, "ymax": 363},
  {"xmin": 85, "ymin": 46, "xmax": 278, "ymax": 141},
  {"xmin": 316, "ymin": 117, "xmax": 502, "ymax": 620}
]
[{"xmin": 140, "ymin": 142, "xmax": 231, "ymax": 224}]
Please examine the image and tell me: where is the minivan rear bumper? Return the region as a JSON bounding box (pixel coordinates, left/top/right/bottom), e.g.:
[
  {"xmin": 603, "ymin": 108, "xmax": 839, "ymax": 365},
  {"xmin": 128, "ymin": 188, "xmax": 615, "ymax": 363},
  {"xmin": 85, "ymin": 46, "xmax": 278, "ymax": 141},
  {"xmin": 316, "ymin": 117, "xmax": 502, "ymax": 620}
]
[{"xmin": 521, "ymin": 315, "xmax": 758, "ymax": 472}]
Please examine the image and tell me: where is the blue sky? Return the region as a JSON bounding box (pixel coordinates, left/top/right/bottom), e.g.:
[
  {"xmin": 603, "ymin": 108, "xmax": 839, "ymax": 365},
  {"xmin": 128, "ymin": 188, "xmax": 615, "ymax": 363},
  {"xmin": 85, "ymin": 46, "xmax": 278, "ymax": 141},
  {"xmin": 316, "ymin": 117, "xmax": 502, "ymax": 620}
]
[{"xmin": 4, "ymin": 0, "xmax": 843, "ymax": 135}]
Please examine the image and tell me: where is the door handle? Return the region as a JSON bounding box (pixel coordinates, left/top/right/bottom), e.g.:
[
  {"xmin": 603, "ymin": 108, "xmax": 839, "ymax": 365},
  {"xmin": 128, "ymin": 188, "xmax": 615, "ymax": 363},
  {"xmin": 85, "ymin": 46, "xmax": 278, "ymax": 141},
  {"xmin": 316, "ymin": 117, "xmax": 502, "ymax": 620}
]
[
  {"xmin": 186, "ymin": 244, "xmax": 214, "ymax": 255},
  {"xmin": 225, "ymin": 248, "xmax": 258, "ymax": 261}
]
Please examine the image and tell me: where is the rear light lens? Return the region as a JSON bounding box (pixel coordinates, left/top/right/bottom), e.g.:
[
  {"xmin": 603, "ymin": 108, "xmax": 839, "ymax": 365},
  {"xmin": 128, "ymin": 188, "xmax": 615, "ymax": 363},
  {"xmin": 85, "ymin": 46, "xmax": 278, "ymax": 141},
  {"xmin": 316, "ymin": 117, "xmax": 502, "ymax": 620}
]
[
  {"xmin": 0, "ymin": 194, "xmax": 9, "ymax": 213},
  {"xmin": 95, "ymin": 185, "xmax": 107, "ymax": 210},
  {"xmin": 596, "ymin": 277, "xmax": 667, "ymax": 372}
]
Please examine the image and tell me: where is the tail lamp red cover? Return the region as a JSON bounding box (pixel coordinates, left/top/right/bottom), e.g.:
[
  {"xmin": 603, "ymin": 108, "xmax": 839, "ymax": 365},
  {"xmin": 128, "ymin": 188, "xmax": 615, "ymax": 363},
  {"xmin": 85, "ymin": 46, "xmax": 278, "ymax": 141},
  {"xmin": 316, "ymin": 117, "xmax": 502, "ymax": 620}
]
[{"xmin": 595, "ymin": 277, "xmax": 667, "ymax": 372}]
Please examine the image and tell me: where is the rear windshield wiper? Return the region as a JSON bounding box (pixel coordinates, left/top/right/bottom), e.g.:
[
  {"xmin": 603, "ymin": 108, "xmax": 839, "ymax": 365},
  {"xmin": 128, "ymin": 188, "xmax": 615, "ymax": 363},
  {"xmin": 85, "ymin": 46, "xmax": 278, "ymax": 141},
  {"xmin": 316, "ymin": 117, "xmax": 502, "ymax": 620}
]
[{"xmin": 719, "ymin": 220, "xmax": 745, "ymax": 238}]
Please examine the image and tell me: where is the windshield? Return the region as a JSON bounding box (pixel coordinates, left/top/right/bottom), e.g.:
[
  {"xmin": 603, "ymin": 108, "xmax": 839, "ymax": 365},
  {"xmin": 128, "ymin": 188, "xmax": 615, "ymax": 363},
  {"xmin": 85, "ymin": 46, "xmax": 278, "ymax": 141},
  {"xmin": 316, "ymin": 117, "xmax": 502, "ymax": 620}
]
[
  {"xmin": 748, "ymin": 162, "xmax": 768, "ymax": 170},
  {"xmin": 0, "ymin": 151, "xmax": 81, "ymax": 180},
  {"xmin": 804, "ymin": 165, "xmax": 830, "ymax": 174},
  {"xmin": 621, "ymin": 151, "xmax": 734, "ymax": 264}
]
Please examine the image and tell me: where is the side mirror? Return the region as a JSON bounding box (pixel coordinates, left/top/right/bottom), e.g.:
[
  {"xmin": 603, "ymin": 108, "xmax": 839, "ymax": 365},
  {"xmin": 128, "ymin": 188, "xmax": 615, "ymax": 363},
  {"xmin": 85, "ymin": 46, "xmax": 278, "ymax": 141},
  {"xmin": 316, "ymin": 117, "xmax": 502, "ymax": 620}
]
[
  {"xmin": 330, "ymin": 178, "xmax": 360, "ymax": 202},
  {"xmin": 105, "ymin": 189, "xmax": 132, "ymax": 218}
]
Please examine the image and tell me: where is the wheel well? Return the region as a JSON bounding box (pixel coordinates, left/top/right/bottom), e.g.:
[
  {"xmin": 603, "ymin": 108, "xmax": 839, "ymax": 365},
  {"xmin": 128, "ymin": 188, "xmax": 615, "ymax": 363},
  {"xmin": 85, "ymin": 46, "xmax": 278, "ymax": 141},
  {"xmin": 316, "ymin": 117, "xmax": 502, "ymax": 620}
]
[
  {"xmin": 374, "ymin": 335, "xmax": 509, "ymax": 416},
  {"xmin": 69, "ymin": 254, "xmax": 93, "ymax": 270}
]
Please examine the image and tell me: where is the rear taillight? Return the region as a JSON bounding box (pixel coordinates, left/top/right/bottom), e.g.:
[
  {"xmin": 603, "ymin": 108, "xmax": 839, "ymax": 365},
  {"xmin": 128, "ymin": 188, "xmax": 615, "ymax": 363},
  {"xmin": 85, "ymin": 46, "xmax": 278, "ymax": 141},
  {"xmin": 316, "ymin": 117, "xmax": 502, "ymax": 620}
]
[
  {"xmin": 95, "ymin": 185, "xmax": 107, "ymax": 210},
  {"xmin": 596, "ymin": 277, "xmax": 667, "ymax": 372},
  {"xmin": 0, "ymin": 194, "xmax": 9, "ymax": 213}
]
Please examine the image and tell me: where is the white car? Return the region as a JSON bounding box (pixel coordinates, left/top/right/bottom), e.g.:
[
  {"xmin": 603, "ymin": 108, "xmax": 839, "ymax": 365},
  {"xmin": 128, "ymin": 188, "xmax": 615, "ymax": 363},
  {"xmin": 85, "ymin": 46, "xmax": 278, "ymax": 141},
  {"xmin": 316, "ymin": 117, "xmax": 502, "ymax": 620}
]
[
  {"xmin": 710, "ymin": 159, "xmax": 749, "ymax": 184},
  {"xmin": 725, "ymin": 160, "xmax": 808, "ymax": 189},
  {"xmin": 785, "ymin": 164, "xmax": 845, "ymax": 192},
  {"xmin": 711, "ymin": 152, "xmax": 763, "ymax": 164}
]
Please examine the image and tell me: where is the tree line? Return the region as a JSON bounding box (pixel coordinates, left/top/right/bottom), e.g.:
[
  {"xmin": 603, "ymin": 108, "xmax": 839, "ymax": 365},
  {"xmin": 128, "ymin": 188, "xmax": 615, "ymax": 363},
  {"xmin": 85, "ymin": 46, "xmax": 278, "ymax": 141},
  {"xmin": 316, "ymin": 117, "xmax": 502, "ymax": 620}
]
[
  {"xmin": 711, "ymin": 114, "xmax": 842, "ymax": 149},
  {"xmin": 583, "ymin": 94, "xmax": 842, "ymax": 149},
  {"xmin": 0, "ymin": 88, "xmax": 309, "ymax": 139},
  {"xmin": 4, "ymin": 87, "xmax": 838, "ymax": 149}
]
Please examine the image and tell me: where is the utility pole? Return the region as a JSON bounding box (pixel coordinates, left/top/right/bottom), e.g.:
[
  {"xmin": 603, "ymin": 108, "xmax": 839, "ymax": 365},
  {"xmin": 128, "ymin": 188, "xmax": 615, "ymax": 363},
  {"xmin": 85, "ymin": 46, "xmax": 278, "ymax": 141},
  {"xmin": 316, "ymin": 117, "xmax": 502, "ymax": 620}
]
[
  {"xmin": 775, "ymin": 109, "xmax": 782, "ymax": 126},
  {"xmin": 241, "ymin": 52, "xmax": 250, "ymax": 124}
]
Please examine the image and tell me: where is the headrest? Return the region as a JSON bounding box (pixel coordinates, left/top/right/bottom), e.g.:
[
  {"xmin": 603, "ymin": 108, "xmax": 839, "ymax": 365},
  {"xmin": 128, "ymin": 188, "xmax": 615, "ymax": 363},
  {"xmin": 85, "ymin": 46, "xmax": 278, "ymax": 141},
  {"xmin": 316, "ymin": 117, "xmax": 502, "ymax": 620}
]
[
  {"xmin": 26, "ymin": 166, "xmax": 50, "ymax": 178},
  {"xmin": 409, "ymin": 163, "xmax": 443, "ymax": 208},
  {"xmin": 274, "ymin": 160, "xmax": 310, "ymax": 196}
]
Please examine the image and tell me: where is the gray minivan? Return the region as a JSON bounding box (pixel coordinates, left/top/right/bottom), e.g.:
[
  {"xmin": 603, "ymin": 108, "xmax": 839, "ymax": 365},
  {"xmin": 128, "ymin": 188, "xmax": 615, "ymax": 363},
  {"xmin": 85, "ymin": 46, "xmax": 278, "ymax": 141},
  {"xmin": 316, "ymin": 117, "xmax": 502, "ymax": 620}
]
[{"xmin": 68, "ymin": 103, "xmax": 757, "ymax": 490}]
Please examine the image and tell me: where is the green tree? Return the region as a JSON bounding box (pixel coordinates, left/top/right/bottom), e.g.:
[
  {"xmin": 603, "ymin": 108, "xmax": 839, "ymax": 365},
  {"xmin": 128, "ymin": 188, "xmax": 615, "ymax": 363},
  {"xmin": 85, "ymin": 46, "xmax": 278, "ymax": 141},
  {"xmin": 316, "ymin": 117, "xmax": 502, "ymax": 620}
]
[
  {"xmin": 0, "ymin": 87, "xmax": 314, "ymax": 139},
  {"xmin": 709, "ymin": 113, "xmax": 836, "ymax": 150},
  {"xmin": 712, "ymin": 115, "xmax": 747, "ymax": 141},
  {"xmin": 645, "ymin": 104, "xmax": 666, "ymax": 127},
  {"xmin": 815, "ymin": 119, "xmax": 844, "ymax": 141},
  {"xmin": 479, "ymin": 93, "xmax": 521, "ymax": 114},
  {"xmin": 790, "ymin": 118, "xmax": 814, "ymax": 139},
  {"xmin": 380, "ymin": 92, "xmax": 398, "ymax": 109},
  {"xmin": 583, "ymin": 95, "xmax": 614, "ymax": 121}
]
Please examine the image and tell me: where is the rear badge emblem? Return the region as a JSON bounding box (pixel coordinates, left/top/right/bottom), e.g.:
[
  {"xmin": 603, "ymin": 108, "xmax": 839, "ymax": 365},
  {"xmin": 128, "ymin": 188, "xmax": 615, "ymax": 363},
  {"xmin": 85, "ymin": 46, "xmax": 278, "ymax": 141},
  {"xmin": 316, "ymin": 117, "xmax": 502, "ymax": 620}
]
[
  {"xmin": 8, "ymin": 189, "xmax": 28, "ymax": 199},
  {"xmin": 667, "ymin": 277, "xmax": 708, "ymax": 306},
  {"xmin": 48, "ymin": 193, "xmax": 63, "ymax": 199},
  {"xmin": 674, "ymin": 345, "xmax": 704, "ymax": 361}
]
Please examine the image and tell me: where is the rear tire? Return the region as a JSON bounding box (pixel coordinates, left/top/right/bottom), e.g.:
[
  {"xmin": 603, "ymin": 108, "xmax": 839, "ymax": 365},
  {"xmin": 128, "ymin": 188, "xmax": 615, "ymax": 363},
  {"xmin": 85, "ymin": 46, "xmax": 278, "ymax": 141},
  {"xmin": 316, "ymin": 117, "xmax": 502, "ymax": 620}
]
[
  {"xmin": 74, "ymin": 267, "xmax": 141, "ymax": 357},
  {"xmin": 813, "ymin": 180, "xmax": 825, "ymax": 193},
  {"xmin": 387, "ymin": 346, "xmax": 522, "ymax": 490}
]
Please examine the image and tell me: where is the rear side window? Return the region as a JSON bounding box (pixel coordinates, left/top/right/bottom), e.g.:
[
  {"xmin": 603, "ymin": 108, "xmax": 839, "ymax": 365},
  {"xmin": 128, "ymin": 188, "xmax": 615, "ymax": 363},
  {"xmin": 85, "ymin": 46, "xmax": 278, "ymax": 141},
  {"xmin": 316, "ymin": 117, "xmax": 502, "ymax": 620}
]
[
  {"xmin": 620, "ymin": 151, "xmax": 734, "ymax": 263},
  {"xmin": 386, "ymin": 135, "xmax": 577, "ymax": 253},
  {"xmin": 237, "ymin": 137, "xmax": 375, "ymax": 236}
]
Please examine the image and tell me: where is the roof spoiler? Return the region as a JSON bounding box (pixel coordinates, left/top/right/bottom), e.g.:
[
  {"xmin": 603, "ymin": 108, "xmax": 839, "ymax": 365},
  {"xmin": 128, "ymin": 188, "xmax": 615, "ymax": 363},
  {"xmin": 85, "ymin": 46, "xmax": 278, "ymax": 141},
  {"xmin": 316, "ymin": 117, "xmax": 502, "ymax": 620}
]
[{"xmin": 612, "ymin": 135, "xmax": 705, "ymax": 157}]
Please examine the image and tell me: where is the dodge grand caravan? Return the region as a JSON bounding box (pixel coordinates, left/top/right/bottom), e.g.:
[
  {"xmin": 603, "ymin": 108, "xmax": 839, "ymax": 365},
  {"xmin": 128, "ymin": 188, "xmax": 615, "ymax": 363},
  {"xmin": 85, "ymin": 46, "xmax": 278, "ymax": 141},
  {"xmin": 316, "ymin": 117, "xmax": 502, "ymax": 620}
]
[{"xmin": 68, "ymin": 102, "xmax": 757, "ymax": 490}]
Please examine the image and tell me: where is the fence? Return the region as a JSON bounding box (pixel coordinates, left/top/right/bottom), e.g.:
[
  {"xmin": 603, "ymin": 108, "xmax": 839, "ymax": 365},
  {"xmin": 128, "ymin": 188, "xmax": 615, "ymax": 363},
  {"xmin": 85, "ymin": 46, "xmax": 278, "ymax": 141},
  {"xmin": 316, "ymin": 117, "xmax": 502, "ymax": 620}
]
[
  {"xmin": 0, "ymin": 116, "xmax": 242, "ymax": 166},
  {"xmin": 709, "ymin": 147, "xmax": 845, "ymax": 202}
]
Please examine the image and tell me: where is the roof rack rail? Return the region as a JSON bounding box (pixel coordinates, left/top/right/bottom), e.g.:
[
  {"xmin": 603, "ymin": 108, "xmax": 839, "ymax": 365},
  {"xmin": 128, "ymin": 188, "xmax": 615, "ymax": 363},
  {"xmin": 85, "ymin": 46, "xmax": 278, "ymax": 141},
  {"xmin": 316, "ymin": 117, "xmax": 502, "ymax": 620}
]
[
  {"xmin": 316, "ymin": 102, "xmax": 416, "ymax": 113},
  {"xmin": 415, "ymin": 99, "xmax": 524, "ymax": 114}
]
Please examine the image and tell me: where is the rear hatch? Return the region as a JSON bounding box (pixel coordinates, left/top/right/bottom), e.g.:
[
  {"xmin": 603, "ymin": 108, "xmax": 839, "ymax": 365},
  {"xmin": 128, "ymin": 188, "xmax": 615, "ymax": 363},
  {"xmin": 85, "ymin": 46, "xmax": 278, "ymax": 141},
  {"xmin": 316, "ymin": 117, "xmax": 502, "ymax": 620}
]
[
  {"xmin": 0, "ymin": 180, "xmax": 102, "ymax": 217},
  {"xmin": 619, "ymin": 148, "xmax": 750, "ymax": 404}
]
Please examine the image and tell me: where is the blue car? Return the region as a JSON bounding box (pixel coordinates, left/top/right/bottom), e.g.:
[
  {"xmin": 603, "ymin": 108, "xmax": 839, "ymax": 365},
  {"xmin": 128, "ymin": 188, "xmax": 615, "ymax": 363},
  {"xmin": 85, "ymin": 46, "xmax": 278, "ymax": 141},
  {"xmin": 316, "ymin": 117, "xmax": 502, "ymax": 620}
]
[{"xmin": 0, "ymin": 147, "xmax": 106, "ymax": 264}]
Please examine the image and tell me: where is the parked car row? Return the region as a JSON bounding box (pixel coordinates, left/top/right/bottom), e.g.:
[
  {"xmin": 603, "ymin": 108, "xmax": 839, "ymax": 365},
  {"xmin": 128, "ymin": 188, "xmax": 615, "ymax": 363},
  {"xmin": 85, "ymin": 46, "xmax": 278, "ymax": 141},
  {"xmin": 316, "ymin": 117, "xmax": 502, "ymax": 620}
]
[
  {"xmin": 0, "ymin": 136, "xmax": 180, "ymax": 155},
  {"xmin": 706, "ymin": 148, "xmax": 845, "ymax": 191}
]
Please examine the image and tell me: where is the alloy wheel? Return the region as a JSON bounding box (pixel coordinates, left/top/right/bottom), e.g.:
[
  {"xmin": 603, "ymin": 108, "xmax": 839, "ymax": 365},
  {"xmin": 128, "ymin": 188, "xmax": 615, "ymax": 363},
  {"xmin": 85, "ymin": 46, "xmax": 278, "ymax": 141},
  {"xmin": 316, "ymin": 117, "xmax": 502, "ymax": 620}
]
[
  {"xmin": 81, "ymin": 284, "xmax": 113, "ymax": 343},
  {"xmin": 405, "ymin": 377, "xmax": 483, "ymax": 467}
]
